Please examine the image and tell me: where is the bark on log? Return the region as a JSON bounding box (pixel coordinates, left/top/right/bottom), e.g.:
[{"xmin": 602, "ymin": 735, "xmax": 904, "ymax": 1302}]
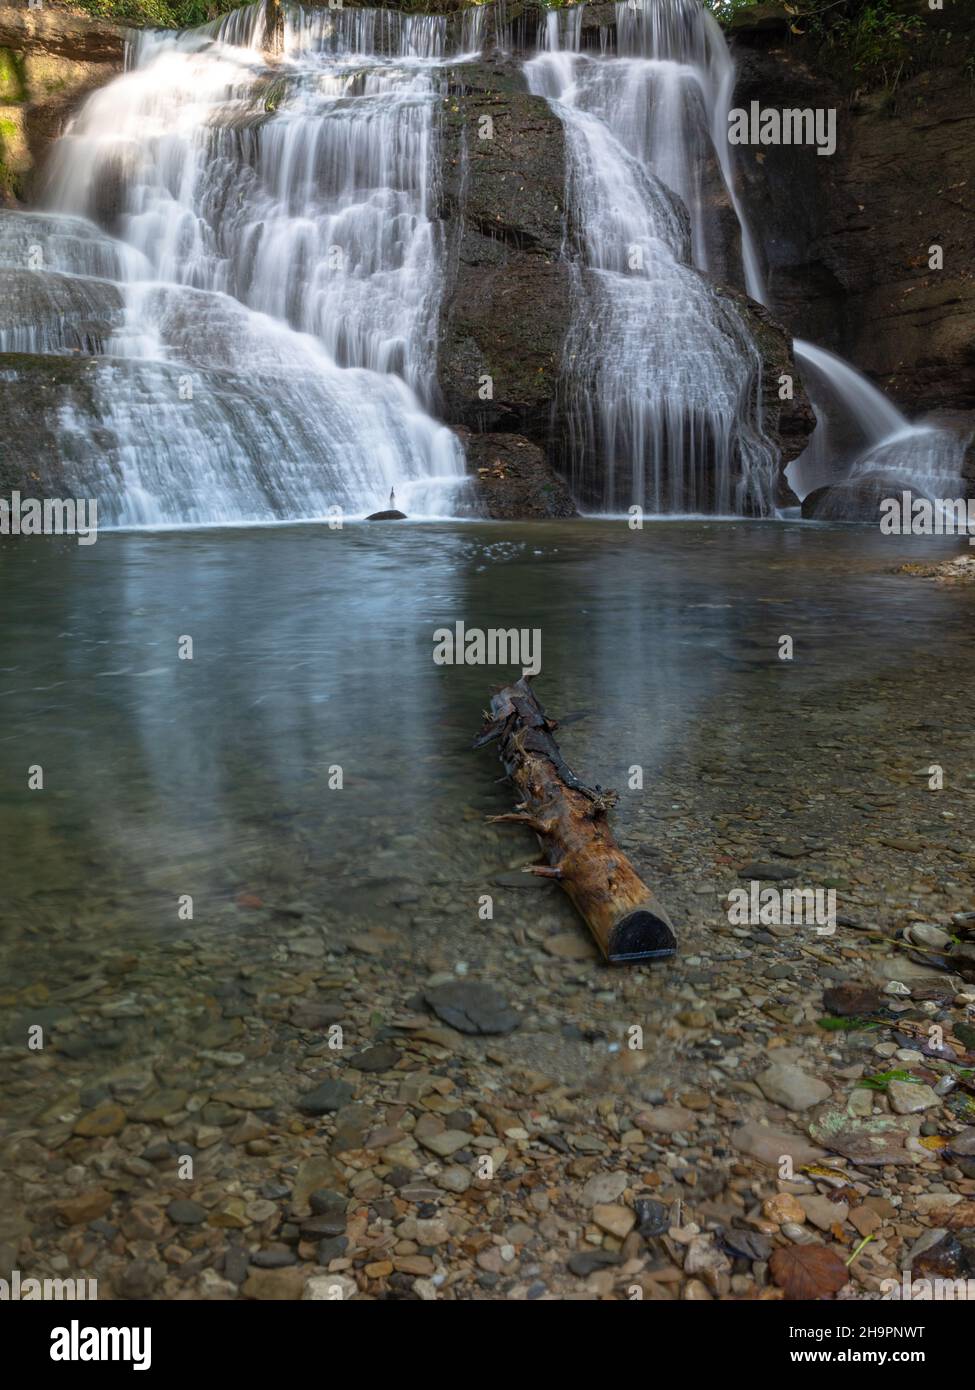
[{"xmin": 474, "ymin": 675, "xmax": 677, "ymax": 964}]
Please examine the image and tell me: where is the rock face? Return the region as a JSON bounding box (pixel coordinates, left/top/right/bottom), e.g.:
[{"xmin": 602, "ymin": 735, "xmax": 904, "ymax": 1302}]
[
  {"xmin": 437, "ymin": 58, "xmax": 571, "ymax": 444},
  {"xmin": 735, "ymin": 294, "xmax": 818, "ymax": 477},
  {"xmin": 730, "ymin": 7, "xmax": 975, "ymax": 417},
  {"xmin": 0, "ymin": 6, "xmax": 125, "ymax": 203},
  {"xmin": 435, "ymin": 39, "xmax": 811, "ymax": 507},
  {"xmin": 458, "ymin": 429, "xmax": 578, "ymax": 518}
]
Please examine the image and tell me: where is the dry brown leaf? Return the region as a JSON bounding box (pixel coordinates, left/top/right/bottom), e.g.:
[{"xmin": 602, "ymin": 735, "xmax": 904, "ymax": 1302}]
[
  {"xmin": 938, "ymin": 1201, "xmax": 975, "ymax": 1229},
  {"xmin": 769, "ymin": 1245, "xmax": 849, "ymax": 1300}
]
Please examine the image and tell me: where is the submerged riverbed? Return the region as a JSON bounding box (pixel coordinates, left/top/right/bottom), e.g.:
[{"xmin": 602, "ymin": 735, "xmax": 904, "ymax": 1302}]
[{"xmin": 2, "ymin": 520, "xmax": 974, "ymax": 1300}]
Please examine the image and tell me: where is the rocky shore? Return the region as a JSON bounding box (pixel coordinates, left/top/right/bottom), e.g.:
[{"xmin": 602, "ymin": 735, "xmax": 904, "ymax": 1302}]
[{"xmin": 3, "ymin": 621, "xmax": 974, "ymax": 1301}]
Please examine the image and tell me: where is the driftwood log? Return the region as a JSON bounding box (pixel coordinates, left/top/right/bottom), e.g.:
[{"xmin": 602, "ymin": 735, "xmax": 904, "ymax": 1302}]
[{"xmin": 474, "ymin": 675, "xmax": 677, "ymax": 964}]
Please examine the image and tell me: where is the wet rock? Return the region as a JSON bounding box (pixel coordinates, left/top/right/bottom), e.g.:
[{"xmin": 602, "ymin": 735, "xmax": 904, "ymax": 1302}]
[
  {"xmin": 581, "ymin": 1171, "xmax": 628, "ymax": 1206},
  {"xmin": 308, "ymin": 1189, "xmax": 346, "ymax": 1217},
  {"xmin": 348, "ymin": 1044, "xmax": 400, "ymax": 1073},
  {"xmin": 887, "ymin": 1079, "xmax": 940, "ymax": 1115},
  {"xmin": 635, "ymin": 1105, "xmax": 698, "ymax": 1134},
  {"xmin": 289, "ymin": 1000, "xmax": 345, "ymax": 1030},
  {"xmin": 251, "ymin": 1248, "xmax": 297, "ymax": 1269},
  {"xmin": 809, "ymin": 1106, "xmax": 922, "ymax": 1165},
  {"xmin": 800, "ymin": 1194, "xmax": 849, "ymax": 1231},
  {"xmin": 459, "ymin": 431, "xmax": 578, "ymax": 520},
  {"xmin": 73, "ymin": 1102, "xmax": 126, "ymax": 1137},
  {"xmin": 167, "ymin": 1199, "xmax": 207, "ymax": 1226},
  {"xmin": 683, "ymin": 1235, "xmax": 732, "ymax": 1292},
  {"xmin": 56, "ymin": 1189, "xmax": 113, "ymax": 1225},
  {"xmin": 423, "ymin": 980, "xmax": 520, "ymax": 1035},
  {"xmin": 737, "ymin": 861, "xmax": 799, "ymax": 881},
  {"xmin": 242, "ymin": 1267, "xmax": 307, "ymax": 1300},
  {"xmin": 634, "ymin": 1198, "xmax": 670, "ymax": 1237},
  {"xmin": 731, "ymin": 1123, "xmax": 826, "ymax": 1168},
  {"xmin": 567, "ymin": 1249, "xmax": 622, "ymax": 1277},
  {"xmin": 418, "ymin": 1129, "xmax": 474, "ymax": 1158},
  {"xmin": 297, "ymin": 1079, "xmax": 354, "ymax": 1115},
  {"xmin": 130, "ymin": 1088, "xmax": 189, "ymax": 1122},
  {"xmin": 757, "ymin": 1063, "xmax": 831, "ymax": 1112},
  {"xmin": 438, "ymin": 64, "xmax": 571, "ymax": 443},
  {"xmin": 907, "ymin": 924, "xmax": 952, "ymax": 952},
  {"xmin": 113, "ymin": 1260, "xmax": 164, "ymax": 1300},
  {"xmin": 822, "ymin": 982, "xmax": 884, "ymax": 1017},
  {"xmin": 592, "ymin": 1203, "xmax": 635, "ymax": 1239}
]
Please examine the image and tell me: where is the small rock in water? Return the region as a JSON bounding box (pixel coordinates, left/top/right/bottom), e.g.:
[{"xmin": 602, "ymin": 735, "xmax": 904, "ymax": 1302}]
[
  {"xmin": 423, "ymin": 980, "xmax": 520, "ymax": 1035},
  {"xmin": 581, "ymin": 1171, "xmax": 628, "ymax": 1207},
  {"xmin": 297, "ymin": 1079, "xmax": 355, "ymax": 1115},
  {"xmin": 887, "ymin": 1079, "xmax": 940, "ymax": 1114},
  {"xmin": 756, "ymin": 1063, "xmax": 831, "ymax": 1113},
  {"xmin": 348, "ymin": 1044, "xmax": 400, "ymax": 1073},
  {"xmin": 166, "ymin": 1199, "xmax": 207, "ymax": 1226},
  {"xmin": 567, "ymin": 1250, "xmax": 622, "ymax": 1277},
  {"xmin": 906, "ymin": 923, "xmax": 951, "ymax": 951},
  {"xmin": 737, "ymin": 861, "xmax": 799, "ymax": 881}
]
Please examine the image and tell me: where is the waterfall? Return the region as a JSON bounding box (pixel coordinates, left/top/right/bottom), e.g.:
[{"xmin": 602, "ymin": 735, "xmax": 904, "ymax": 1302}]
[
  {"xmin": 15, "ymin": 2, "xmax": 484, "ymax": 526},
  {"xmin": 790, "ymin": 341, "xmax": 968, "ymax": 514},
  {"xmin": 526, "ymin": 0, "xmax": 778, "ymax": 516}
]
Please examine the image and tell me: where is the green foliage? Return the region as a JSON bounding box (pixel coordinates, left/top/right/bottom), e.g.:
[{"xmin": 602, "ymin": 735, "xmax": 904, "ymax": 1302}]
[
  {"xmin": 856, "ymin": 1068, "xmax": 912, "ymax": 1091},
  {"xmin": 73, "ymin": 0, "xmax": 241, "ymax": 29},
  {"xmin": 803, "ymin": 1, "xmax": 924, "ymax": 80},
  {"xmin": 817, "ymin": 1015, "xmax": 880, "ymax": 1031}
]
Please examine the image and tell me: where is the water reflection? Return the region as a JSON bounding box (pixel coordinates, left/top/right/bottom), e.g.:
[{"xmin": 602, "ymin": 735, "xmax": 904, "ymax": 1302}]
[{"xmin": 0, "ymin": 520, "xmax": 968, "ymax": 970}]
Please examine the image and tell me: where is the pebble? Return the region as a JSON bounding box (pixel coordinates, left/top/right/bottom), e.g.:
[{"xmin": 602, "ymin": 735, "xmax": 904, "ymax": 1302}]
[
  {"xmin": 581, "ymin": 1172, "xmax": 628, "ymax": 1206},
  {"xmin": 756, "ymin": 1063, "xmax": 831, "ymax": 1113},
  {"xmin": 423, "ymin": 981, "xmax": 520, "ymax": 1035},
  {"xmin": 167, "ymin": 1199, "xmax": 207, "ymax": 1226},
  {"xmin": 297, "ymin": 1079, "xmax": 355, "ymax": 1115},
  {"xmin": 592, "ymin": 1203, "xmax": 635, "ymax": 1239},
  {"xmin": 887, "ymin": 1080, "xmax": 940, "ymax": 1115}
]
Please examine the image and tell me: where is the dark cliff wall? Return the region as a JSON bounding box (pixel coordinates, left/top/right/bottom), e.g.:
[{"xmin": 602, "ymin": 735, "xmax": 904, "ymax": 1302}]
[
  {"xmin": 729, "ymin": 3, "xmax": 975, "ymax": 418},
  {"xmin": 437, "ymin": 57, "xmax": 571, "ymax": 442}
]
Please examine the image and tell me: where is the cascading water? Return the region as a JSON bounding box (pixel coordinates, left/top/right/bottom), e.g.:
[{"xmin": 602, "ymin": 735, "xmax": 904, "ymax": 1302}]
[
  {"xmin": 4, "ymin": 2, "xmax": 485, "ymax": 526},
  {"xmin": 525, "ymin": 0, "xmax": 778, "ymax": 516},
  {"xmin": 789, "ymin": 342, "xmax": 969, "ymax": 515}
]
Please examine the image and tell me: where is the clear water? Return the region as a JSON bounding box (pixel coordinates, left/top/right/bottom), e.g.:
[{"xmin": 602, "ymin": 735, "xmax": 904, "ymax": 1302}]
[{"xmin": 1, "ymin": 520, "xmax": 970, "ymax": 978}]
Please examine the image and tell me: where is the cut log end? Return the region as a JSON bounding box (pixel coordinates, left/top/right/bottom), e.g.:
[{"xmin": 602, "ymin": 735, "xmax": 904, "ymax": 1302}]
[{"xmin": 608, "ymin": 908, "xmax": 678, "ymax": 964}]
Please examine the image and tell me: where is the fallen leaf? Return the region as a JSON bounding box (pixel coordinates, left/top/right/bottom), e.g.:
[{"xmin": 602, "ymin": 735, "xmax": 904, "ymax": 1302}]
[
  {"xmin": 769, "ymin": 1245, "xmax": 849, "ymax": 1300},
  {"xmin": 935, "ymin": 1201, "xmax": 975, "ymax": 1230}
]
